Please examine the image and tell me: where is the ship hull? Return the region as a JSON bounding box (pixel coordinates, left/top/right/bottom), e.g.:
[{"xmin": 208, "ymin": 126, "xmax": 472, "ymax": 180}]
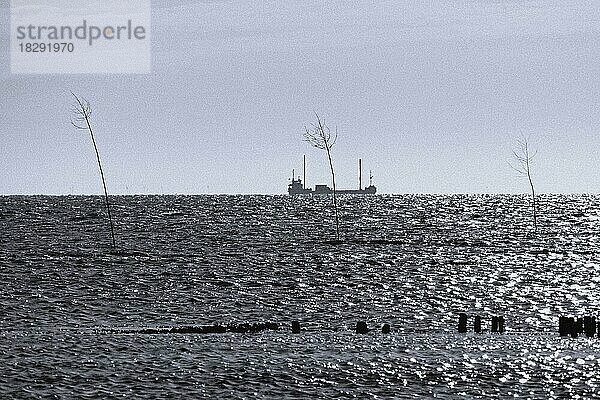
[{"xmin": 288, "ymin": 185, "xmax": 377, "ymax": 196}]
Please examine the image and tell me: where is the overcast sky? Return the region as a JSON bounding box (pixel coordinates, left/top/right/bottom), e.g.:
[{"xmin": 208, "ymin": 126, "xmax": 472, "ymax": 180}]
[{"xmin": 2, "ymin": 0, "xmax": 600, "ymax": 194}]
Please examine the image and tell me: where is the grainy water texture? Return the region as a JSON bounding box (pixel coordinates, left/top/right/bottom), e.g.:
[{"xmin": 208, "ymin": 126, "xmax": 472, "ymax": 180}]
[{"xmin": 2, "ymin": 195, "xmax": 600, "ymax": 399}]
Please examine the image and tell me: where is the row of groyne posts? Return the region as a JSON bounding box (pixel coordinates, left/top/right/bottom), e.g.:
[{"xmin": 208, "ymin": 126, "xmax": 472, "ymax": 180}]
[
  {"xmin": 458, "ymin": 313, "xmax": 600, "ymax": 338},
  {"xmin": 108, "ymin": 315, "xmax": 597, "ymax": 336},
  {"xmin": 458, "ymin": 313, "xmax": 505, "ymax": 334},
  {"xmin": 559, "ymin": 316, "xmax": 598, "ymax": 338},
  {"xmin": 292, "ymin": 321, "xmax": 390, "ymax": 334}
]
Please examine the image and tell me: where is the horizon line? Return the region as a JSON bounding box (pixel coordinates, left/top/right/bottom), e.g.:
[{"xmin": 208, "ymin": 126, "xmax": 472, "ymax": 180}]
[{"xmin": 1, "ymin": 192, "xmax": 600, "ymax": 196}]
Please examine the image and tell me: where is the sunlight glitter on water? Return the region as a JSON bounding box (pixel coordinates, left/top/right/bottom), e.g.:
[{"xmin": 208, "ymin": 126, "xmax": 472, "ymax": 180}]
[{"xmin": 2, "ymin": 194, "xmax": 600, "ymax": 398}]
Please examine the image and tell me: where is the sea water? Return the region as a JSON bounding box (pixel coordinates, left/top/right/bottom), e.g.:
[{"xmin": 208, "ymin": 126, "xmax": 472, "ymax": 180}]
[{"xmin": 2, "ymin": 194, "xmax": 600, "ymax": 398}]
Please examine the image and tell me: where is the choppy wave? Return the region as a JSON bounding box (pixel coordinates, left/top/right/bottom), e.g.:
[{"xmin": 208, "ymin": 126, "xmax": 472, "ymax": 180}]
[{"xmin": 2, "ymin": 194, "xmax": 600, "ymax": 398}]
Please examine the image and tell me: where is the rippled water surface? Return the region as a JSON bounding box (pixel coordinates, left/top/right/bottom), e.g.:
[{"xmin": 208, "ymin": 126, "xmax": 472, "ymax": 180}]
[{"xmin": 2, "ymin": 194, "xmax": 600, "ymax": 398}]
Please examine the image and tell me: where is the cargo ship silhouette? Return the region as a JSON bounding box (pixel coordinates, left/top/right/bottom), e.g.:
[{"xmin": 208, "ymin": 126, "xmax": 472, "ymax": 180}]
[{"xmin": 288, "ymin": 156, "xmax": 376, "ymax": 195}]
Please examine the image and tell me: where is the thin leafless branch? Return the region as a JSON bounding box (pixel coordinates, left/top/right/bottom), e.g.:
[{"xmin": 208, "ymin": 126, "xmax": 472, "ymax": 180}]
[
  {"xmin": 304, "ymin": 113, "xmax": 340, "ymax": 241},
  {"xmin": 510, "ymin": 134, "xmax": 538, "ymax": 232},
  {"xmin": 303, "ymin": 113, "xmax": 337, "ymax": 151},
  {"xmin": 71, "ymin": 92, "xmax": 116, "ymax": 248}
]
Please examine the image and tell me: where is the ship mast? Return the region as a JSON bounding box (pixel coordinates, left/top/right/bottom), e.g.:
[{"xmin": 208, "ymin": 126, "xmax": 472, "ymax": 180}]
[
  {"xmin": 359, "ymin": 158, "xmax": 362, "ymax": 190},
  {"xmin": 303, "ymin": 155, "xmax": 306, "ymax": 189},
  {"xmin": 369, "ymin": 170, "xmax": 373, "ymax": 186}
]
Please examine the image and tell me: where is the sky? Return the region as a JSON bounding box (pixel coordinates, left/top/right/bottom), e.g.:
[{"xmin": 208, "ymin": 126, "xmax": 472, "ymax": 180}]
[{"xmin": 2, "ymin": 0, "xmax": 600, "ymax": 194}]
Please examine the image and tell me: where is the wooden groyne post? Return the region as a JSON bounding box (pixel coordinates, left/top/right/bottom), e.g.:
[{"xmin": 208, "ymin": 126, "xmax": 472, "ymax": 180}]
[
  {"xmin": 291, "ymin": 320, "xmax": 301, "ymax": 334},
  {"xmin": 584, "ymin": 316, "xmax": 596, "ymax": 338},
  {"xmin": 458, "ymin": 313, "xmax": 468, "ymax": 333},
  {"xmin": 356, "ymin": 321, "xmax": 369, "ymax": 334}
]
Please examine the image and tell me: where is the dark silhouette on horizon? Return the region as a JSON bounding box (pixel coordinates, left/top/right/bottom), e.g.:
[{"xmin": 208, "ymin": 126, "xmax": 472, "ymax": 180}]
[{"xmin": 288, "ymin": 156, "xmax": 377, "ymax": 195}]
